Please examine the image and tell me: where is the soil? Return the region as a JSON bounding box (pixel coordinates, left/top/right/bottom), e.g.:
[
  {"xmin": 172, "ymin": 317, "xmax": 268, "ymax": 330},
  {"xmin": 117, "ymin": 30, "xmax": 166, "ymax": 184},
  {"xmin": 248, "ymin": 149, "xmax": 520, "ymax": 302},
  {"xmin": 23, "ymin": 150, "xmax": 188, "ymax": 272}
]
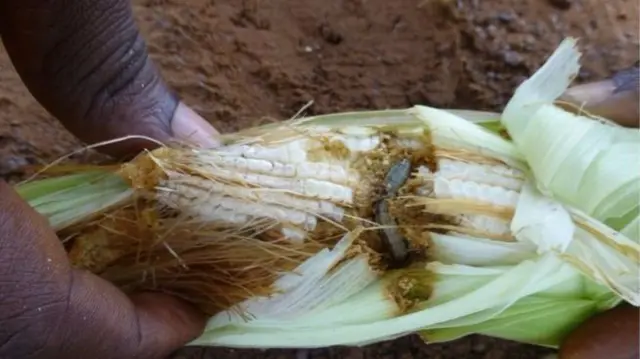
[{"xmin": 0, "ymin": 0, "xmax": 638, "ymax": 357}]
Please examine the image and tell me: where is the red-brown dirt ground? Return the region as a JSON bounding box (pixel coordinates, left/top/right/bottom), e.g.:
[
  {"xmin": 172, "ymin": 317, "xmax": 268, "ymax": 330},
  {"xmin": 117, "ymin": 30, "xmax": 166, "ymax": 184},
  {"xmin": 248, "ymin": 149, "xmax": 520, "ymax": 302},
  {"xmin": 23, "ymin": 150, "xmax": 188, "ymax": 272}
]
[{"xmin": 1, "ymin": 0, "xmax": 638, "ymax": 358}]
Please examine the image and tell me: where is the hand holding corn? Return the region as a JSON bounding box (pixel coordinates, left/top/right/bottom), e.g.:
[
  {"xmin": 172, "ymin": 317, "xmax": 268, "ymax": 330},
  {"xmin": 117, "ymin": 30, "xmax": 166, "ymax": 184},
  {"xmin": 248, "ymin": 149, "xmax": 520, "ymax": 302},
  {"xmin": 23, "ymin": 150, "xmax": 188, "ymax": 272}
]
[
  {"xmin": 0, "ymin": 0, "xmax": 215, "ymax": 358},
  {"xmin": 0, "ymin": 182, "xmax": 205, "ymax": 359}
]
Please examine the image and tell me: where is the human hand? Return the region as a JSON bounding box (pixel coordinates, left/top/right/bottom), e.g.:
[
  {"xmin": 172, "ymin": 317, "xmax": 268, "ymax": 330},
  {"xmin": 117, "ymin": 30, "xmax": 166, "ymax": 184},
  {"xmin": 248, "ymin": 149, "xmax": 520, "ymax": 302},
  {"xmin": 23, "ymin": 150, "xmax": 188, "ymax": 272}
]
[
  {"xmin": 557, "ymin": 64, "xmax": 639, "ymax": 359},
  {"xmin": 0, "ymin": 0, "xmax": 220, "ymax": 159},
  {"xmin": 0, "ymin": 1, "xmax": 215, "ymax": 358},
  {"xmin": 0, "ymin": 180, "xmax": 206, "ymax": 359},
  {"xmin": 558, "ymin": 63, "xmax": 639, "ymax": 128}
]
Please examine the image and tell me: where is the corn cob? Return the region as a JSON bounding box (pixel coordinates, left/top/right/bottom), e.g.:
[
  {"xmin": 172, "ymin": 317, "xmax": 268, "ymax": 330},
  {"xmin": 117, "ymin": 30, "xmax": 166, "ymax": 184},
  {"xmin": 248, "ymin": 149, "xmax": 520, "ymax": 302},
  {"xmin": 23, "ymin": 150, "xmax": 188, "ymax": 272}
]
[{"xmin": 58, "ymin": 104, "xmax": 527, "ymax": 314}]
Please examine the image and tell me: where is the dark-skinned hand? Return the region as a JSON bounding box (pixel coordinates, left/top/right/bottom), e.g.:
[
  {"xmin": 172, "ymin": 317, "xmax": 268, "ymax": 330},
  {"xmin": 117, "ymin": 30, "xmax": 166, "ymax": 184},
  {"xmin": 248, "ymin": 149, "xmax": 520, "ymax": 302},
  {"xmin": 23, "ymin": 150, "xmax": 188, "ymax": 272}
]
[{"xmin": 0, "ymin": 0, "xmax": 219, "ymax": 358}]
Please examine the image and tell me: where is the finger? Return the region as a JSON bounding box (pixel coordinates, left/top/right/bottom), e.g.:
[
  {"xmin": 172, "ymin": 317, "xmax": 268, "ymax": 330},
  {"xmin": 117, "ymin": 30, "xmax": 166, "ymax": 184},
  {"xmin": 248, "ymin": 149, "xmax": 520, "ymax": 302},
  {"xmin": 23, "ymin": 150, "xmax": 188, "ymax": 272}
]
[
  {"xmin": 558, "ymin": 65, "xmax": 639, "ymax": 127},
  {"xmin": 93, "ymin": 101, "xmax": 222, "ymax": 161},
  {"xmin": 87, "ymin": 101, "xmax": 222, "ymax": 159},
  {"xmin": 130, "ymin": 292, "xmax": 207, "ymax": 357},
  {"xmin": 0, "ymin": 180, "xmax": 71, "ymax": 274},
  {"xmin": 0, "ymin": 0, "xmax": 220, "ymax": 160},
  {"xmin": 1, "ymin": 181, "xmax": 206, "ymax": 358},
  {"xmin": 0, "ymin": 181, "xmax": 76, "ymax": 357},
  {"xmin": 559, "ymin": 304, "xmax": 639, "ymax": 359},
  {"xmin": 171, "ymin": 102, "xmax": 221, "ymax": 149},
  {"xmin": 65, "ymin": 270, "xmax": 206, "ymax": 359}
]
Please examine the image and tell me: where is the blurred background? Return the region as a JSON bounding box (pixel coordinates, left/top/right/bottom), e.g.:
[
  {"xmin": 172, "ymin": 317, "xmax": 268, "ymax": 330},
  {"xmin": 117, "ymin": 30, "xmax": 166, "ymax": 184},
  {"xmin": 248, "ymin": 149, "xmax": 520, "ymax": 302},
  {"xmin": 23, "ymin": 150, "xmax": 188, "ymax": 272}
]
[{"xmin": 1, "ymin": 0, "xmax": 638, "ymax": 357}]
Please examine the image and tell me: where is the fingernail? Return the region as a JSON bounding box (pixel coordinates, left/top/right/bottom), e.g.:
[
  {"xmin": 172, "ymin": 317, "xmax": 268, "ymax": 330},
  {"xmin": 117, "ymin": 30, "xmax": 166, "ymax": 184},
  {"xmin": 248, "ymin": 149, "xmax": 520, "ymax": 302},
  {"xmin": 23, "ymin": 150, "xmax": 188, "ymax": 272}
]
[
  {"xmin": 559, "ymin": 80, "xmax": 639, "ymax": 127},
  {"xmin": 171, "ymin": 102, "xmax": 221, "ymax": 148},
  {"xmin": 560, "ymin": 79, "xmax": 617, "ymax": 106}
]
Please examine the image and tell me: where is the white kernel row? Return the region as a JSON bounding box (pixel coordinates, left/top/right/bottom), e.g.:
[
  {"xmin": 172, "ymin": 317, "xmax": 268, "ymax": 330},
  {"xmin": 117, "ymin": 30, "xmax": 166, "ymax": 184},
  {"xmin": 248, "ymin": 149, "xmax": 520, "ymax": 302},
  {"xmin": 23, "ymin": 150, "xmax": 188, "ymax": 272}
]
[
  {"xmin": 162, "ymin": 174, "xmax": 346, "ymax": 221},
  {"xmin": 206, "ymin": 169, "xmax": 355, "ymax": 204},
  {"xmin": 215, "ymin": 133, "xmax": 381, "ymax": 164},
  {"xmin": 158, "ymin": 185, "xmax": 318, "ymax": 230},
  {"xmin": 413, "ymin": 160, "xmax": 524, "ymax": 238},
  {"xmin": 189, "ymin": 153, "xmax": 356, "ymax": 185},
  {"xmin": 217, "ymin": 139, "xmax": 310, "ymax": 163},
  {"xmin": 418, "ymin": 159, "xmax": 524, "ymax": 191},
  {"xmin": 433, "ymin": 177, "xmax": 520, "ymax": 207}
]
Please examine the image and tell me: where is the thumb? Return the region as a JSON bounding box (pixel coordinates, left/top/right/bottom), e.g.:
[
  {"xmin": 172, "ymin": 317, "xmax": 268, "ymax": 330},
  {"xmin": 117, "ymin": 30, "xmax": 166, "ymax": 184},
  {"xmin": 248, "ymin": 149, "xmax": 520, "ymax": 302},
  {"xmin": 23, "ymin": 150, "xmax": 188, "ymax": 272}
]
[
  {"xmin": 129, "ymin": 292, "xmax": 208, "ymax": 357},
  {"xmin": 110, "ymin": 102, "xmax": 222, "ymax": 158},
  {"xmin": 95, "ymin": 102, "xmax": 222, "ymax": 161},
  {"xmin": 64, "ymin": 269, "xmax": 206, "ymax": 359},
  {"xmin": 558, "ymin": 64, "xmax": 639, "ymax": 128}
]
